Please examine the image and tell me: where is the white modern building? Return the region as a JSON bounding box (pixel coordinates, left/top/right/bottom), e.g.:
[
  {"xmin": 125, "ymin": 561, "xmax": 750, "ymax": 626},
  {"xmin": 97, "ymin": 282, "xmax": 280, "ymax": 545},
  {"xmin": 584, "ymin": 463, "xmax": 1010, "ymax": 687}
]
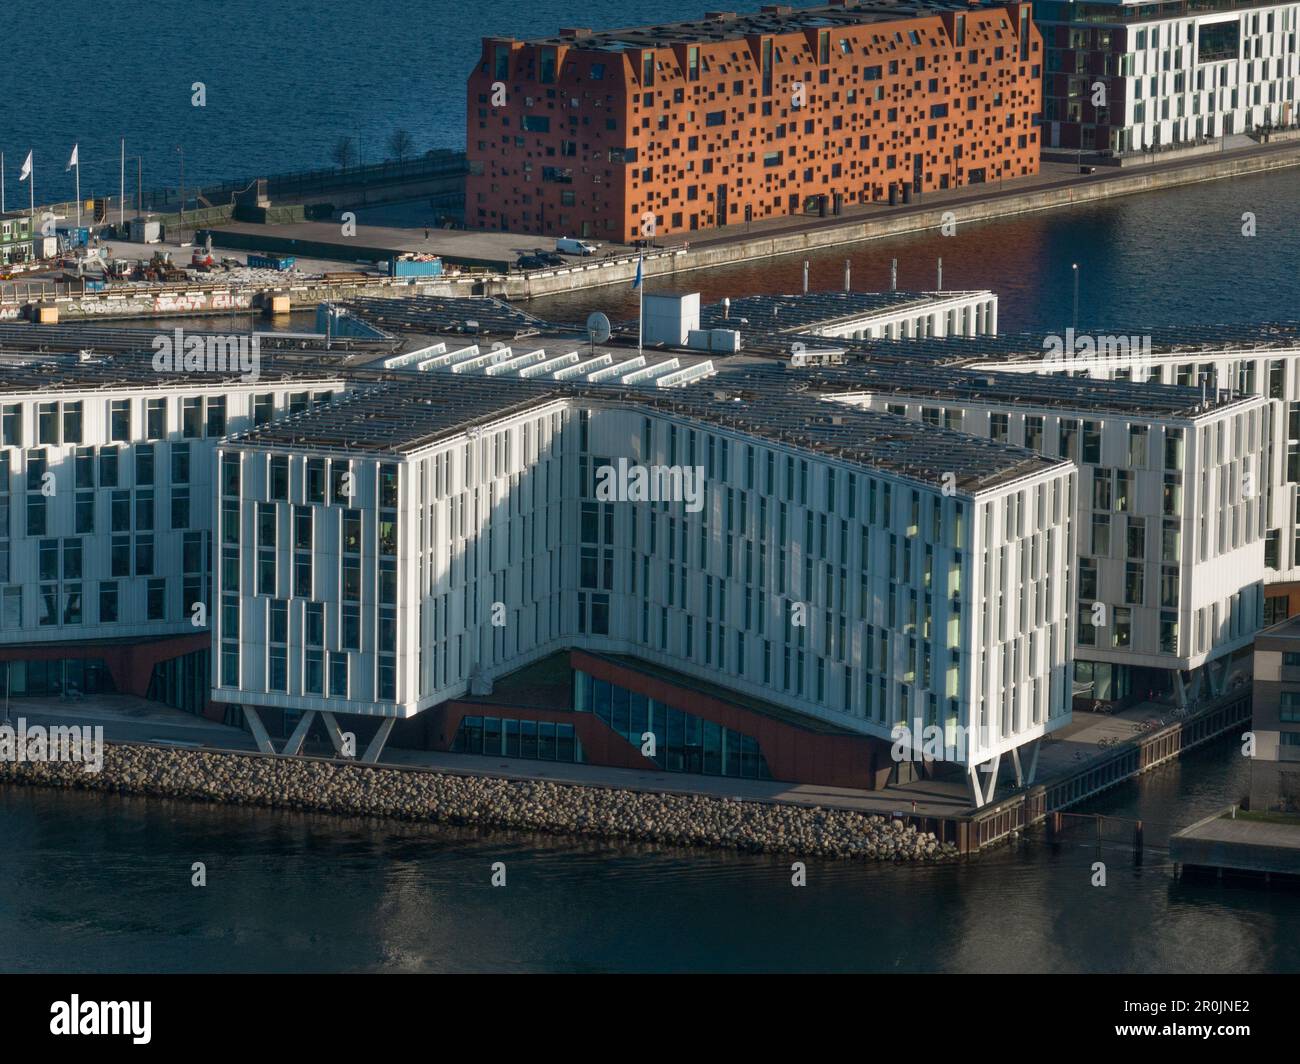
[
  {"xmin": 1037, "ymin": 0, "xmax": 1300, "ymax": 154},
  {"xmin": 778, "ymin": 359, "xmax": 1269, "ymax": 706},
  {"xmin": 0, "ymin": 350, "xmax": 348, "ymax": 709},
  {"xmin": 213, "ymin": 372, "xmax": 1076, "ymax": 804},
  {"xmin": 959, "ymin": 324, "xmax": 1300, "ymax": 617}
]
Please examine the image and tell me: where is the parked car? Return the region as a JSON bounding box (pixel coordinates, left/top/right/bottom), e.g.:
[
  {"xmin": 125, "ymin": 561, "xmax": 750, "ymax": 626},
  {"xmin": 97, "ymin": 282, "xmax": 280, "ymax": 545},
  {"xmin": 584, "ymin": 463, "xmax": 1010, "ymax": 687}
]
[
  {"xmin": 556, "ymin": 236, "xmax": 600, "ymax": 256},
  {"xmin": 516, "ymin": 254, "xmax": 548, "ymax": 270}
]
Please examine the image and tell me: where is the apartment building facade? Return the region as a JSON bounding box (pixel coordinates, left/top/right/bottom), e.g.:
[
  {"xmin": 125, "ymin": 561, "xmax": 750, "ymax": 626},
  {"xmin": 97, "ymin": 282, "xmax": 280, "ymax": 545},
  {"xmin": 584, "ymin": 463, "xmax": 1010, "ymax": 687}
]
[
  {"xmin": 1249, "ymin": 614, "xmax": 1300, "ymax": 810},
  {"xmin": 1036, "ymin": 0, "xmax": 1300, "ymax": 154},
  {"xmin": 959, "ymin": 330, "xmax": 1300, "ymax": 626},
  {"xmin": 0, "ymin": 356, "xmax": 347, "ymax": 710},
  {"xmin": 467, "ymin": 0, "xmax": 1042, "ymax": 240},
  {"xmin": 214, "ymin": 375, "xmax": 1075, "ymax": 803},
  {"xmin": 820, "ymin": 368, "xmax": 1269, "ymax": 706}
]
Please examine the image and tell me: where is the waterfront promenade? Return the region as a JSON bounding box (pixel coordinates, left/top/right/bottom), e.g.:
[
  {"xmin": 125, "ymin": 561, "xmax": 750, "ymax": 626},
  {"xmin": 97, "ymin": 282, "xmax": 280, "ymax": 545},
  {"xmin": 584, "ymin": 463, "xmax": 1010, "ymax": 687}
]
[{"xmin": 3, "ymin": 689, "xmax": 1245, "ymax": 829}]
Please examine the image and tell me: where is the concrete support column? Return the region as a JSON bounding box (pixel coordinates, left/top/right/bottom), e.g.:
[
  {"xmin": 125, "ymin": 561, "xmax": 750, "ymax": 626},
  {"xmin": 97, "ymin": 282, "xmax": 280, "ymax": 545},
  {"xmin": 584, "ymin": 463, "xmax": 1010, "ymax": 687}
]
[
  {"xmin": 242, "ymin": 706, "xmax": 276, "ymax": 754},
  {"xmin": 282, "ymin": 710, "xmax": 317, "ymax": 756},
  {"xmin": 362, "ymin": 718, "xmax": 396, "ymax": 764},
  {"xmin": 986, "ymin": 299, "xmax": 998, "ymax": 335},
  {"xmin": 319, "ymin": 711, "xmax": 353, "ymax": 758}
]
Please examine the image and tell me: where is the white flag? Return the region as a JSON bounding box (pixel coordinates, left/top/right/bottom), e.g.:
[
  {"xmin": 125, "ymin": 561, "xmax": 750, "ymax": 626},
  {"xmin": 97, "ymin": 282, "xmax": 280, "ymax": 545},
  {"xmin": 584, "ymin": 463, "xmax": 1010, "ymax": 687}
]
[
  {"xmin": 18, "ymin": 151, "xmax": 31, "ymax": 182},
  {"xmin": 66, "ymin": 144, "xmax": 78, "ymax": 170}
]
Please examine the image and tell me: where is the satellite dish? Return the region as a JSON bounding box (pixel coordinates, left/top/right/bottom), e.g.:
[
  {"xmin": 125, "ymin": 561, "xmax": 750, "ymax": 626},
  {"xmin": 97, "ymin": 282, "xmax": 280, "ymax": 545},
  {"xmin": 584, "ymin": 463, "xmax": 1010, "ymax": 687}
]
[{"xmin": 586, "ymin": 312, "xmax": 612, "ymax": 346}]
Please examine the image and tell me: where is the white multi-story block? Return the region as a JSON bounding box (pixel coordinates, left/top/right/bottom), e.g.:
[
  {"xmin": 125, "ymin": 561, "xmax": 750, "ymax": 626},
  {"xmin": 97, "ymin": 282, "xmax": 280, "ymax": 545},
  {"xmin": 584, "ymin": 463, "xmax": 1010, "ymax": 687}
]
[
  {"xmin": 785, "ymin": 359, "xmax": 1269, "ymax": 706},
  {"xmin": 0, "ymin": 351, "xmax": 348, "ymax": 709},
  {"xmin": 1037, "ymin": 0, "xmax": 1300, "ymax": 154},
  {"xmin": 214, "ymin": 374, "xmax": 1076, "ymax": 803}
]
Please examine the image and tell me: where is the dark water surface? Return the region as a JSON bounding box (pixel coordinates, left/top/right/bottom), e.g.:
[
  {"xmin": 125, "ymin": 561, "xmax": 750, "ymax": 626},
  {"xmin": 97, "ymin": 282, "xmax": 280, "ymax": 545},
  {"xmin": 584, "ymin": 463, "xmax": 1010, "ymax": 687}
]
[
  {"xmin": 4, "ymin": 0, "xmax": 1299, "ymax": 976},
  {"xmin": 4, "ymin": 738, "xmax": 1298, "ymax": 973},
  {"xmin": 531, "ymin": 168, "xmax": 1300, "ymax": 335}
]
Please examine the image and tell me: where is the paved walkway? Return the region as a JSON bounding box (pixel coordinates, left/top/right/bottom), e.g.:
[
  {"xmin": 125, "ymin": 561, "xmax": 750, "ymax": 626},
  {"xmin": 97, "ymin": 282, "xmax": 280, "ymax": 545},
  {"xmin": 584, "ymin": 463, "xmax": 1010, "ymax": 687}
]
[{"xmin": 0, "ymin": 692, "xmax": 1230, "ymax": 820}]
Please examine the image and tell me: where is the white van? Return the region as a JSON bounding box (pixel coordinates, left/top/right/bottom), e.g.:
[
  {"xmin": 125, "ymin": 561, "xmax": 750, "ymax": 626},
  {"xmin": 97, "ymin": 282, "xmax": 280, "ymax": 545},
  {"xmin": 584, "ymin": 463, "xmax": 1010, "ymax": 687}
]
[{"xmin": 556, "ymin": 237, "xmax": 600, "ymax": 256}]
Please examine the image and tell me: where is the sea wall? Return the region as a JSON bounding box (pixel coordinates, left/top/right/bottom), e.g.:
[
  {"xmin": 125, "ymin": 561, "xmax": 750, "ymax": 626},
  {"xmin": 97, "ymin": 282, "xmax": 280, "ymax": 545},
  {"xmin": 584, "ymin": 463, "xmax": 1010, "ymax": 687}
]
[{"xmin": 0, "ymin": 742, "xmax": 957, "ymax": 862}]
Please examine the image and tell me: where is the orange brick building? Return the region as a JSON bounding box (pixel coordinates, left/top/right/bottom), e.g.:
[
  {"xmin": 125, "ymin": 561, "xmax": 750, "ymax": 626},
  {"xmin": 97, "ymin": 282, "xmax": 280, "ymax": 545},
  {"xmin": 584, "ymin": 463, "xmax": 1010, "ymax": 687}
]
[{"xmin": 467, "ymin": 0, "xmax": 1042, "ymax": 242}]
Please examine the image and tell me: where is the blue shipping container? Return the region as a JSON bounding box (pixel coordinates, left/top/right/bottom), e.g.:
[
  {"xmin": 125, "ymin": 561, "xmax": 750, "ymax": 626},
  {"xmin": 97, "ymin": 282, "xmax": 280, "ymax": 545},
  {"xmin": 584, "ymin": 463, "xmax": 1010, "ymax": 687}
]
[
  {"xmin": 248, "ymin": 253, "xmax": 296, "ymax": 271},
  {"xmin": 390, "ymin": 257, "xmax": 443, "ymax": 278}
]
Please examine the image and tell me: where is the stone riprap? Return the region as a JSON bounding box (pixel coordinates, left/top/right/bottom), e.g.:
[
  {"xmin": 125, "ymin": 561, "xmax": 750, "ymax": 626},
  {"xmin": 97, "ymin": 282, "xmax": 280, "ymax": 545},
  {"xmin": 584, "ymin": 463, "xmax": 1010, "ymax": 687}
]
[{"xmin": 0, "ymin": 742, "xmax": 959, "ymax": 861}]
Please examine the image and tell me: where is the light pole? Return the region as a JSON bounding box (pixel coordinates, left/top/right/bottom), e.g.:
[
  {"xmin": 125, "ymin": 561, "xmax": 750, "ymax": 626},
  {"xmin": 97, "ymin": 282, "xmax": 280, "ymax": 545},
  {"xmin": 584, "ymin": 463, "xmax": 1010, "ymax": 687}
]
[
  {"xmin": 175, "ymin": 145, "xmax": 185, "ymax": 236},
  {"xmin": 1071, "ymin": 262, "xmax": 1080, "ymax": 333}
]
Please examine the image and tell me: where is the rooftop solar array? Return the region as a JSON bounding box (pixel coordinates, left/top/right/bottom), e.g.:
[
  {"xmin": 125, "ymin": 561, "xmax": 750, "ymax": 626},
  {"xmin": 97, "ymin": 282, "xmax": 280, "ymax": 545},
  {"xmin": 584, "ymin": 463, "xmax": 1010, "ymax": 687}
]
[
  {"xmin": 229, "ymin": 377, "xmax": 571, "ymax": 456},
  {"xmin": 694, "ymin": 290, "xmax": 982, "ymax": 335},
  {"xmin": 0, "ymin": 350, "xmax": 349, "ymax": 395},
  {"xmin": 711, "ymin": 358, "xmax": 1251, "ymax": 418},
  {"xmin": 742, "ymin": 321, "xmax": 1300, "ymax": 366},
  {"xmin": 339, "ymin": 296, "xmax": 553, "ymax": 339},
  {"xmin": 228, "ymin": 372, "xmax": 1063, "ymax": 493},
  {"xmin": 0, "ymin": 322, "xmax": 394, "ymax": 357}
]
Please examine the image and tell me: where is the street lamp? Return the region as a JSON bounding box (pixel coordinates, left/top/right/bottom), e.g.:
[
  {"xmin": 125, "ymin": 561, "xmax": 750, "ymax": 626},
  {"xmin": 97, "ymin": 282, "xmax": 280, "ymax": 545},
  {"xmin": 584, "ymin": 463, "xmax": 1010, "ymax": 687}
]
[
  {"xmin": 1071, "ymin": 262, "xmax": 1080, "ymax": 334},
  {"xmin": 175, "ymin": 145, "xmax": 185, "ymax": 234}
]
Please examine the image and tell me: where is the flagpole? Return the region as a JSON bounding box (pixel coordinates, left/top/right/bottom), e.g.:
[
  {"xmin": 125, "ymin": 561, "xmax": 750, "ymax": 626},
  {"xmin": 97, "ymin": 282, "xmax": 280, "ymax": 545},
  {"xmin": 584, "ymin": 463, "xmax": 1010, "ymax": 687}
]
[
  {"xmin": 1, "ymin": 152, "xmax": 5, "ymax": 215},
  {"xmin": 74, "ymin": 160, "xmax": 80, "ymax": 228},
  {"xmin": 119, "ymin": 139, "xmax": 125, "ymax": 228},
  {"xmin": 637, "ymin": 247, "xmax": 644, "ymax": 355}
]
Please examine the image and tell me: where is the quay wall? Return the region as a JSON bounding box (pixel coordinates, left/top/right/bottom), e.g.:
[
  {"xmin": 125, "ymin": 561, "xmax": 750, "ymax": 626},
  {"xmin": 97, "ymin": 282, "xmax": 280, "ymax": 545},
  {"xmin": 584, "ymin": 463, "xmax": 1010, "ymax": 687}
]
[
  {"xmin": 9, "ymin": 141, "xmax": 1299, "ymax": 322},
  {"xmin": 0, "ymin": 743, "xmax": 957, "ymax": 862},
  {"xmin": 490, "ymin": 141, "xmax": 1300, "ymax": 300}
]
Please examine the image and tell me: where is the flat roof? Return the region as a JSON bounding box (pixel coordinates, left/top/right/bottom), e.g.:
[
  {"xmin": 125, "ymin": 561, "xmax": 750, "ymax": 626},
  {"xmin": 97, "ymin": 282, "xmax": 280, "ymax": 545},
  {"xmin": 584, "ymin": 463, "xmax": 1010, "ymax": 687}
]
[
  {"xmin": 517, "ymin": 1, "xmax": 985, "ymax": 51},
  {"xmin": 228, "ymin": 373, "xmax": 1065, "ymax": 493},
  {"xmin": 695, "ymin": 289, "xmax": 991, "ymax": 334},
  {"xmin": 0, "ymin": 322, "xmax": 394, "ymax": 359},
  {"xmin": 0, "ymin": 350, "xmax": 350, "ymax": 395},
  {"xmin": 1255, "ymin": 614, "xmax": 1300, "ymax": 646},
  {"xmin": 228, "ymin": 376, "xmax": 570, "ymax": 455},
  {"xmin": 751, "ymin": 321, "xmax": 1300, "ymax": 366},
  {"xmin": 711, "ymin": 358, "xmax": 1255, "ymax": 418},
  {"xmin": 340, "ymin": 295, "xmax": 552, "ymax": 339}
]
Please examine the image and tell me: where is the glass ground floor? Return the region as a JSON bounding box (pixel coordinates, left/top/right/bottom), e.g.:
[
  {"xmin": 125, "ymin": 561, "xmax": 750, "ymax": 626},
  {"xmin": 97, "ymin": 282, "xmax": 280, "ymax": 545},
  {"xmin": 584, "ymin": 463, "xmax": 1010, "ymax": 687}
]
[{"xmin": 575, "ymin": 669, "xmax": 773, "ymax": 780}]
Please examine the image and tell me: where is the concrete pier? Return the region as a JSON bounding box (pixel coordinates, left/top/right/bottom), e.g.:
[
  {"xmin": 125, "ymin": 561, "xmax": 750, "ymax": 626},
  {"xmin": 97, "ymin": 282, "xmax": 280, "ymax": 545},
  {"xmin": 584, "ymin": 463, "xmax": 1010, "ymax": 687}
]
[{"xmin": 1171, "ymin": 808, "xmax": 1300, "ymax": 880}]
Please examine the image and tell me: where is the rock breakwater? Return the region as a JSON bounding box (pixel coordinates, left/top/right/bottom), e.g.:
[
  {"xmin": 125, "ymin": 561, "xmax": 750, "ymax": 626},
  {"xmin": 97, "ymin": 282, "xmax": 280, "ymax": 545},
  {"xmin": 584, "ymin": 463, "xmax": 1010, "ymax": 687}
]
[{"xmin": 0, "ymin": 742, "xmax": 959, "ymax": 861}]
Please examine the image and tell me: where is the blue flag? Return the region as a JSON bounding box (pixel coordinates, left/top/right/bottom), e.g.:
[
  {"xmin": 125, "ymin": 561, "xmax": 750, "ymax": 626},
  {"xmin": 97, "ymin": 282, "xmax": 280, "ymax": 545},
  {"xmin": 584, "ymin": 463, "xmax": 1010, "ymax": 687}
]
[{"xmin": 632, "ymin": 254, "xmax": 643, "ymax": 290}]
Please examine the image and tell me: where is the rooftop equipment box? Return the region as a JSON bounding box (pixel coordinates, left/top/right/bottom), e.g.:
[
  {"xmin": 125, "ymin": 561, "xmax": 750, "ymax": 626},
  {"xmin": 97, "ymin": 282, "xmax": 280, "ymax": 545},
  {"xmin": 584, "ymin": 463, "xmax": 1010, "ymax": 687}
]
[{"xmin": 642, "ymin": 291, "xmax": 700, "ymax": 347}]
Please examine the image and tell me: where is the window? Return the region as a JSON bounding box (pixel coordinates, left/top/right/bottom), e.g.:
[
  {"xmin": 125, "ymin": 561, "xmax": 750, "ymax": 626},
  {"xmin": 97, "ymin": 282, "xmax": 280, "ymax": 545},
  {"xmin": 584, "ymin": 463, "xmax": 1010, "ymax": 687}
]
[
  {"xmin": 182, "ymin": 397, "xmax": 203, "ymax": 438},
  {"xmin": 1081, "ymin": 421, "xmax": 1101, "ymax": 463},
  {"xmin": 1091, "ymin": 513, "xmax": 1110, "ymax": 556},
  {"xmin": 306, "ymin": 460, "xmax": 325, "ymax": 503},
  {"xmin": 110, "ymin": 399, "xmax": 131, "ymax": 442},
  {"xmin": 171, "ymin": 442, "xmax": 191, "ymax": 484},
  {"xmin": 1113, "ymin": 607, "xmax": 1132, "ymax": 648},
  {"xmin": 147, "ymin": 398, "xmax": 166, "ymax": 439},
  {"xmin": 1129, "ymin": 425, "xmax": 1148, "ymax": 467}
]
